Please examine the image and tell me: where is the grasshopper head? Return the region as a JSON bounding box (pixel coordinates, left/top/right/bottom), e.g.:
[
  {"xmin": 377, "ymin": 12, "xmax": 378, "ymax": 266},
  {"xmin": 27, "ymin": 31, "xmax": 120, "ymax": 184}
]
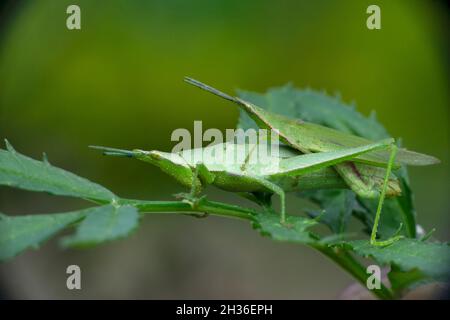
[
  {"xmin": 135, "ymin": 150, "xmax": 198, "ymax": 188},
  {"xmin": 144, "ymin": 150, "xmax": 187, "ymax": 166},
  {"xmin": 90, "ymin": 145, "xmax": 200, "ymax": 189}
]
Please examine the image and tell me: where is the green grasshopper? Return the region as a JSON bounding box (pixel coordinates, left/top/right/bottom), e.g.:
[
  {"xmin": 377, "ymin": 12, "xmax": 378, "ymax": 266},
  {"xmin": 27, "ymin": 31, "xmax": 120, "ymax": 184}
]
[{"xmin": 92, "ymin": 78, "xmax": 439, "ymax": 246}]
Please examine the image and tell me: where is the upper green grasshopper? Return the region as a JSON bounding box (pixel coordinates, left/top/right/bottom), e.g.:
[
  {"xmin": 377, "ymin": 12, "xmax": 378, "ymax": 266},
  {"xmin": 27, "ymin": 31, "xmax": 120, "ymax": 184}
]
[{"xmin": 92, "ymin": 78, "xmax": 439, "ymax": 246}]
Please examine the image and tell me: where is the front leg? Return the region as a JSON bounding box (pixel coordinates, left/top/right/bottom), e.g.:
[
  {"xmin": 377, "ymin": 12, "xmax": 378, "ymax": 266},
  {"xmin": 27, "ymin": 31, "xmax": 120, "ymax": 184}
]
[{"xmin": 176, "ymin": 163, "xmax": 215, "ymax": 210}]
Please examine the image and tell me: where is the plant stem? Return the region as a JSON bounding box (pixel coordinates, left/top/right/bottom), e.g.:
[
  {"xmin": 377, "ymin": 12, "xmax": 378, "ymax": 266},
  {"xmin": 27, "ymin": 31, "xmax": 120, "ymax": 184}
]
[
  {"xmin": 312, "ymin": 244, "xmax": 394, "ymax": 300},
  {"xmin": 119, "ymin": 197, "xmax": 394, "ymax": 299},
  {"xmin": 119, "ymin": 198, "xmax": 258, "ymax": 220}
]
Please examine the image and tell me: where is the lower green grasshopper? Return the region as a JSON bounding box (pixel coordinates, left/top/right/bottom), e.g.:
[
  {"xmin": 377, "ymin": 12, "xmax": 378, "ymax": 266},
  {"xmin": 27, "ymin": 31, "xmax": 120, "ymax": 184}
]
[
  {"xmin": 92, "ymin": 78, "xmax": 439, "ymax": 246},
  {"xmin": 94, "ymin": 139, "xmax": 399, "ymax": 246}
]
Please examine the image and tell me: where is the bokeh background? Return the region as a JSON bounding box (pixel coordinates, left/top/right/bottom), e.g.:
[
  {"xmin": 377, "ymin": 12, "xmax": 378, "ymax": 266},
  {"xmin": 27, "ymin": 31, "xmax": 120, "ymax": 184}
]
[{"xmin": 0, "ymin": 0, "xmax": 448, "ymax": 299}]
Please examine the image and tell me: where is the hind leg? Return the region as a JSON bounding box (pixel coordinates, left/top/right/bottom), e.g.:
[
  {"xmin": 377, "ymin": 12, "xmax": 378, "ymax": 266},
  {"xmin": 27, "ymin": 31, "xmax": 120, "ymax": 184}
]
[{"xmin": 370, "ymin": 143, "xmax": 403, "ymax": 246}]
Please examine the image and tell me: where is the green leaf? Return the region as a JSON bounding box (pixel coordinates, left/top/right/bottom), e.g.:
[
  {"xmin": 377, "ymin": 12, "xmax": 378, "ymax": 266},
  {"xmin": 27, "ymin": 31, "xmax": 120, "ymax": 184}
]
[
  {"xmin": 0, "ymin": 210, "xmax": 85, "ymax": 261},
  {"xmin": 61, "ymin": 205, "xmax": 139, "ymax": 248},
  {"xmin": 388, "ymin": 265, "xmax": 427, "ymax": 295},
  {"xmin": 0, "ymin": 140, "xmax": 116, "ymax": 202},
  {"xmin": 303, "ymin": 189, "xmax": 356, "ymax": 234},
  {"xmin": 252, "ymin": 212, "xmax": 318, "ymax": 244},
  {"xmin": 346, "ymin": 239, "xmax": 450, "ymax": 280},
  {"xmin": 237, "ymin": 86, "xmax": 416, "ymax": 237}
]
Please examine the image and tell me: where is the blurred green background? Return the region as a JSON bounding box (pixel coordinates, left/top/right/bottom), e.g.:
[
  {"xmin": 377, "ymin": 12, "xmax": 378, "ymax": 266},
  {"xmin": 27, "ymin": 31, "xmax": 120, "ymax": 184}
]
[{"xmin": 0, "ymin": 0, "xmax": 448, "ymax": 299}]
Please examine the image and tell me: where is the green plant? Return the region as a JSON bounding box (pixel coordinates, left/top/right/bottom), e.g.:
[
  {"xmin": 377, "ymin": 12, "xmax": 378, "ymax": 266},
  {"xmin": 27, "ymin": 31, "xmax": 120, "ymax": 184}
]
[{"xmin": 1, "ymin": 83, "xmax": 449, "ymax": 299}]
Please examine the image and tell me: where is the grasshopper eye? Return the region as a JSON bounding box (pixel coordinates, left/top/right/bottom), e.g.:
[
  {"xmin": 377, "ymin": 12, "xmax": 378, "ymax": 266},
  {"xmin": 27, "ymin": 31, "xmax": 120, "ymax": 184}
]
[{"xmin": 148, "ymin": 151, "xmax": 162, "ymax": 160}]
